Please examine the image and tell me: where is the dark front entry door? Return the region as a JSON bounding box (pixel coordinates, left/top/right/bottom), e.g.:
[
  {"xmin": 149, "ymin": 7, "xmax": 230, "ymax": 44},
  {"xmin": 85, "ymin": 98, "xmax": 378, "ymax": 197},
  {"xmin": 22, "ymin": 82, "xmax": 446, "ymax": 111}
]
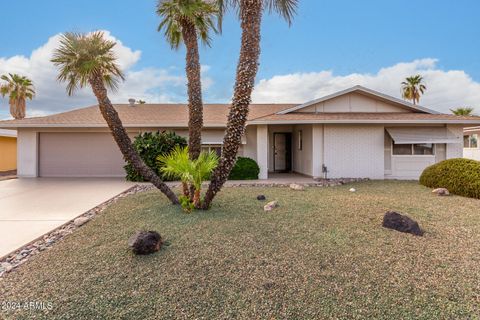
[{"xmin": 273, "ymin": 133, "xmax": 292, "ymax": 172}]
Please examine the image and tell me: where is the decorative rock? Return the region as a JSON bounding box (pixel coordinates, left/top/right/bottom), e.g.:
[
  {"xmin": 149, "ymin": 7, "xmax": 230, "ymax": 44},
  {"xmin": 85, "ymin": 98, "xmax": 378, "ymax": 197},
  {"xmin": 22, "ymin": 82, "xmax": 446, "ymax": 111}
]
[
  {"xmin": 289, "ymin": 183, "xmax": 305, "ymax": 191},
  {"xmin": 349, "ymin": 188, "xmax": 356, "ymax": 192},
  {"xmin": 432, "ymin": 188, "xmax": 449, "ymax": 196},
  {"xmin": 382, "ymin": 211, "xmax": 423, "ymax": 236},
  {"xmin": 257, "ymin": 195, "xmax": 266, "ymax": 201},
  {"xmin": 264, "ymin": 201, "xmax": 279, "ymax": 212},
  {"xmin": 128, "ymin": 231, "xmax": 163, "ymax": 255},
  {"xmin": 1, "ymin": 262, "xmax": 13, "ymax": 272},
  {"xmin": 73, "ymin": 217, "xmax": 90, "ymax": 227}
]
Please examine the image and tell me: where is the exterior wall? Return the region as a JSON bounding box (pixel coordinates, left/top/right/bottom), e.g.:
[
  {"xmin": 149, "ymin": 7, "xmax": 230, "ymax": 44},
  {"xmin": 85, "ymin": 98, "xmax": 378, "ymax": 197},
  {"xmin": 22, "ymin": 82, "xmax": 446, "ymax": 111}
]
[
  {"xmin": 242, "ymin": 125, "xmax": 257, "ymax": 160},
  {"xmin": 311, "ymin": 124, "xmax": 324, "ymax": 178},
  {"xmin": 256, "ymin": 125, "xmax": 268, "ymax": 179},
  {"xmin": 446, "ymin": 125, "xmax": 464, "ymax": 159},
  {"xmin": 298, "ymin": 93, "xmax": 407, "ymax": 113},
  {"xmin": 0, "ymin": 136, "xmax": 17, "ymax": 171},
  {"xmin": 323, "ymin": 125, "xmax": 384, "ymax": 179},
  {"xmin": 17, "ymin": 130, "xmax": 38, "ymax": 177},
  {"xmin": 292, "ymin": 124, "xmax": 312, "ymax": 176}
]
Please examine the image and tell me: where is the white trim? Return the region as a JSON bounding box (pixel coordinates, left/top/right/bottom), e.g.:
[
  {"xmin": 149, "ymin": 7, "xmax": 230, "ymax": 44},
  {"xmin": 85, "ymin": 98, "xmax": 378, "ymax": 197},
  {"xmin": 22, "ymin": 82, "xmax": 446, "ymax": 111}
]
[
  {"xmin": 248, "ymin": 119, "xmax": 480, "ymax": 125},
  {"xmin": 276, "ymin": 85, "xmax": 440, "ymax": 115}
]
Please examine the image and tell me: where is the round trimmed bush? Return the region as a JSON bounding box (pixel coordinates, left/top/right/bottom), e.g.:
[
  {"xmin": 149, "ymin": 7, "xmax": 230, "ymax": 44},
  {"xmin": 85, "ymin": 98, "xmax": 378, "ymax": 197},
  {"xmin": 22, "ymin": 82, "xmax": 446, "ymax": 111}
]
[
  {"xmin": 228, "ymin": 157, "xmax": 260, "ymax": 180},
  {"xmin": 419, "ymin": 158, "xmax": 480, "ymax": 199},
  {"xmin": 124, "ymin": 131, "xmax": 187, "ymax": 181}
]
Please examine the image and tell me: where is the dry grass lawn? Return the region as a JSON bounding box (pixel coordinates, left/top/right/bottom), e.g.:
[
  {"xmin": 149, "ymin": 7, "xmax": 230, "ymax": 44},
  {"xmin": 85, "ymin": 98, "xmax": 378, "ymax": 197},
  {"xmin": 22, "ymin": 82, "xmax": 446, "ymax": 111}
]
[{"xmin": 1, "ymin": 181, "xmax": 479, "ymax": 319}]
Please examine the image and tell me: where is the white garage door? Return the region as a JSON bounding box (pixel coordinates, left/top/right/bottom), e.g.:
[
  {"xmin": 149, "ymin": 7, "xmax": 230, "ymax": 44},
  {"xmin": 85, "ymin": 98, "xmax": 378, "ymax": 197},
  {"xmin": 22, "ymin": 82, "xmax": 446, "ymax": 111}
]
[{"xmin": 39, "ymin": 133, "xmax": 127, "ymax": 177}]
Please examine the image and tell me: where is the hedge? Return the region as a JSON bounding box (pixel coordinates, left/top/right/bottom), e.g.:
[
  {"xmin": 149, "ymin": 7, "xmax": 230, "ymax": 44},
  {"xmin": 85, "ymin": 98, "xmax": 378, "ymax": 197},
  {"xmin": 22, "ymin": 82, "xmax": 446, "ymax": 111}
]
[
  {"xmin": 228, "ymin": 157, "xmax": 260, "ymax": 180},
  {"xmin": 124, "ymin": 131, "xmax": 187, "ymax": 181},
  {"xmin": 419, "ymin": 158, "xmax": 480, "ymax": 199}
]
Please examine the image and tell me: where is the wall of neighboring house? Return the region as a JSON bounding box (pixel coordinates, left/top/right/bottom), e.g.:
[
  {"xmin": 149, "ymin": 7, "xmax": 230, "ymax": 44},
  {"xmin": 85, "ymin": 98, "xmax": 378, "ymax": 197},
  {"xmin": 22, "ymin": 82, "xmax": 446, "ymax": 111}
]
[
  {"xmin": 0, "ymin": 136, "xmax": 17, "ymax": 171},
  {"xmin": 463, "ymin": 129, "xmax": 480, "ymax": 161}
]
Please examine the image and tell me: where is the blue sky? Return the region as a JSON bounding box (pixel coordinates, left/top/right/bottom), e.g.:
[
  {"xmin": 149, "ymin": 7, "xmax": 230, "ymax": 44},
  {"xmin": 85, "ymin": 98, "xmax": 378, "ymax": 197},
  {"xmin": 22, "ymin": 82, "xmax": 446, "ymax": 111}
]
[{"xmin": 1, "ymin": 0, "xmax": 480, "ymax": 118}]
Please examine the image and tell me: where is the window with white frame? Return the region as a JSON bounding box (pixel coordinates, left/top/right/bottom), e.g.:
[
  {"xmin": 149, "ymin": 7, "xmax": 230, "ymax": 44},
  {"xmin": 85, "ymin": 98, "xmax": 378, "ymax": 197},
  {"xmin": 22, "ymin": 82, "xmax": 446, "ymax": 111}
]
[
  {"xmin": 201, "ymin": 144, "xmax": 222, "ymax": 156},
  {"xmin": 464, "ymin": 134, "xmax": 478, "ymax": 148},
  {"xmin": 392, "ymin": 143, "xmax": 435, "ymax": 155}
]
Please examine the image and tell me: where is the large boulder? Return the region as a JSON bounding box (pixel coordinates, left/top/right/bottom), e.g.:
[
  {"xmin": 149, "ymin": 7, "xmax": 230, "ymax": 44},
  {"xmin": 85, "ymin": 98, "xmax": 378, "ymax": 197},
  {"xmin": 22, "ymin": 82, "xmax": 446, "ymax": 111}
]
[
  {"xmin": 382, "ymin": 211, "xmax": 423, "ymax": 236},
  {"xmin": 128, "ymin": 231, "xmax": 163, "ymax": 255}
]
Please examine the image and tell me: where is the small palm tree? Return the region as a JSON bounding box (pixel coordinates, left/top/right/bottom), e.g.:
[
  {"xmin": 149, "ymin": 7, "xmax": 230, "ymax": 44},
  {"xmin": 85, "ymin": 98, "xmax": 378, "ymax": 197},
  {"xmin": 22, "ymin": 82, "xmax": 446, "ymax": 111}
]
[
  {"xmin": 401, "ymin": 75, "xmax": 426, "ymax": 105},
  {"xmin": 157, "ymin": 0, "xmax": 219, "ymax": 161},
  {"xmin": 202, "ymin": 0, "xmax": 298, "ymax": 209},
  {"xmin": 0, "ymin": 73, "xmax": 35, "ymax": 119},
  {"xmin": 159, "ymin": 146, "xmax": 218, "ymax": 208},
  {"xmin": 450, "ymin": 107, "xmax": 475, "ymax": 116},
  {"xmin": 51, "ymin": 31, "xmax": 179, "ymax": 204}
]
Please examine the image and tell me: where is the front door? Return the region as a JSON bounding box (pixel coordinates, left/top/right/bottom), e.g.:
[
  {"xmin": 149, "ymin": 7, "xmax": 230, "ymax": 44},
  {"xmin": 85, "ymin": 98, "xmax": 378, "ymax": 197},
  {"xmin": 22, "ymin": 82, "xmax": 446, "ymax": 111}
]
[{"xmin": 274, "ymin": 133, "xmax": 292, "ymax": 172}]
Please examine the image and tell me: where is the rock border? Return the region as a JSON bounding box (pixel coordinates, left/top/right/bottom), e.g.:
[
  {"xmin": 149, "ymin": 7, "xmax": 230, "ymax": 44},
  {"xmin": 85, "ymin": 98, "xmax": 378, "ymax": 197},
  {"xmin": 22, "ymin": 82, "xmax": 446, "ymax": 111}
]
[
  {"xmin": 0, "ymin": 184, "xmax": 150, "ymax": 278},
  {"xmin": 0, "ymin": 178, "xmax": 367, "ymax": 277}
]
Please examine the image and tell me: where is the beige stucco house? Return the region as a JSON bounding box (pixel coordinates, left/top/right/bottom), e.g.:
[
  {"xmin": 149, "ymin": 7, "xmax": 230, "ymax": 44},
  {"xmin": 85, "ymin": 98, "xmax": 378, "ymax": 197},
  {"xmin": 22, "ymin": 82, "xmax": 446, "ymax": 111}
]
[
  {"xmin": 1, "ymin": 86, "xmax": 480, "ymax": 180},
  {"xmin": 463, "ymin": 126, "xmax": 480, "ymax": 161}
]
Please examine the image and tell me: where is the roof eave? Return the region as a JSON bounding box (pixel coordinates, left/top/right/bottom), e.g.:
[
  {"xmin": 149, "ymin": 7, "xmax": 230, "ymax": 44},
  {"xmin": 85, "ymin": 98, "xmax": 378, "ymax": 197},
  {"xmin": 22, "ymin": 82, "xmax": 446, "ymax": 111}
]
[{"xmin": 248, "ymin": 119, "xmax": 480, "ymax": 125}]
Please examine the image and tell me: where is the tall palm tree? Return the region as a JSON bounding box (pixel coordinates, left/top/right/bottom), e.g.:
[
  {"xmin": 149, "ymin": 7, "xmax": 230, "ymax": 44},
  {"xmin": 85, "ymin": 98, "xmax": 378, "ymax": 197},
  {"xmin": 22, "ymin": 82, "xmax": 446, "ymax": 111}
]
[
  {"xmin": 0, "ymin": 73, "xmax": 35, "ymax": 119},
  {"xmin": 51, "ymin": 32, "xmax": 179, "ymax": 204},
  {"xmin": 450, "ymin": 107, "xmax": 475, "ymax": 116},
  {"xmin": 157, "ymin": 0, "xmax": 219, "ymax": 161},
  {"xmin": 401, "ymin": 75, "xmax": 426, "ymax": 105},
  {"xmin": 202, "ymin": 0, "xmax": 297, "ymax": 209}
]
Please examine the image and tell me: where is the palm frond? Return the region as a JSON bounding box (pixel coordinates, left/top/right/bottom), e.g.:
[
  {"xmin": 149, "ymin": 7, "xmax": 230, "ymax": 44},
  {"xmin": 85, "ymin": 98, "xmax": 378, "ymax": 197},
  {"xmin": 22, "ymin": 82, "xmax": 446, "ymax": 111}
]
[{"xmin": 51, "ymin": 31, "xmax": 125, "ymax": 96}]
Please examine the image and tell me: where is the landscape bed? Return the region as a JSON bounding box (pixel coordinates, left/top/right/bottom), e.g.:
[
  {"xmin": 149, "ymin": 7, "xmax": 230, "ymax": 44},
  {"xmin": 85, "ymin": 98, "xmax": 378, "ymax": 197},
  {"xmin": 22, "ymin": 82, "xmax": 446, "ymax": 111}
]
[{"xmin": 0, "ymin": 181, "xmax": 479, "ymax": 319}]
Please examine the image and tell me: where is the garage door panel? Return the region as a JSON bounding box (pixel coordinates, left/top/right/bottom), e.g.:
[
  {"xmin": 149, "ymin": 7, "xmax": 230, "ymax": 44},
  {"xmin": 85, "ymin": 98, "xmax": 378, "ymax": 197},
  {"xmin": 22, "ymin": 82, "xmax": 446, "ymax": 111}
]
[{"xmin": 39, "ymin": 133, "xmax": 127, "ymax": 177}]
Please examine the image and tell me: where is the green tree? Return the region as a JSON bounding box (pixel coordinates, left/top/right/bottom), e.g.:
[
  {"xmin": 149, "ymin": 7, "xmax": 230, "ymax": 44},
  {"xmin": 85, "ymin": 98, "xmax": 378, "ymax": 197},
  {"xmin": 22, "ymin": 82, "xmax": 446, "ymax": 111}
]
[
  {"xmin": 401, "ymin": 75, "xmax": 426, "ymax": 105},
  {"xmin": 202, "ymin": 0, "xmax": 298, "ymax": 208},
  {"xmin": 157, "ymin": 0, "xmax": 219, "ymax": 161},
  {"xmin": 450, "ymin": 107, "xmax": 475, "ymax": 116},
  {"xmin": 0, "ymin": 73, "xmax": 35, "ymax": 119},
  {"xmin": 51, "ymin": 32, "xmax": 179, "ymax": 204},
  {"xmin": 159, "ymin": 146, "xmax": 218, "ymax": 208}
]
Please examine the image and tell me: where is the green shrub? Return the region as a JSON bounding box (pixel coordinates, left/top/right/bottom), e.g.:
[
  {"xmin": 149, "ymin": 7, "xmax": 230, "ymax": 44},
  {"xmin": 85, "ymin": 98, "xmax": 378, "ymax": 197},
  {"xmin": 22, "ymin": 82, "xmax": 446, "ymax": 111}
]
[
  {"xmin": 419, "ymin": 158, "xmax": 480, "ymax": 199},
  {"xmin": 228, "ymin": 157, "xmax": 260, "ymax": 180},
  {"xmin": 124, "ymin": 131, "xmax": 187, "ymax": 181}
]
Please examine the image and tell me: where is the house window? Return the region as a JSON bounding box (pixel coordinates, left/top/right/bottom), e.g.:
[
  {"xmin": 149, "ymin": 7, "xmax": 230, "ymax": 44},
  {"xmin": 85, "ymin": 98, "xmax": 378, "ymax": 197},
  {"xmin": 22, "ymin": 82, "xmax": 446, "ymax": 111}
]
[
  {"xmin": 392, "ymin": 143, "xmax": 435, "ymax": 155},
  {"xmin": 464, "ymin": 134, "xmax": 478, "ymax": 148},
  {"xmin": 201, "ymin": 144, "xmax": 222, "ymax": 156},
  {"xmin": 298, "ymin": 130, "xmax": 303, "ymax": 150}
]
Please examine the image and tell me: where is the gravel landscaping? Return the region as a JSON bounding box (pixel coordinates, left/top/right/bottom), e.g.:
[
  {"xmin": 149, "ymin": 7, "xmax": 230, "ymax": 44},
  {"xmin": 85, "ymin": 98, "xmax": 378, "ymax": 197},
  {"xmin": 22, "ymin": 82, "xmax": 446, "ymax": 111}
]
[{"xmin": 0, "ymin": 181, "xmax": 479, "ymax": 319}]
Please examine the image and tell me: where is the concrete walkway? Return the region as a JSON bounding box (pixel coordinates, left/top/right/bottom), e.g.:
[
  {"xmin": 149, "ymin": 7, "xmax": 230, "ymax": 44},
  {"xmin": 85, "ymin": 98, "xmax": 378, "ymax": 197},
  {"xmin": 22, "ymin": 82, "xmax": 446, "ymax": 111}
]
[{"xmin": 0, "ymin": 178, "xmax": 134, "ymax": 258}]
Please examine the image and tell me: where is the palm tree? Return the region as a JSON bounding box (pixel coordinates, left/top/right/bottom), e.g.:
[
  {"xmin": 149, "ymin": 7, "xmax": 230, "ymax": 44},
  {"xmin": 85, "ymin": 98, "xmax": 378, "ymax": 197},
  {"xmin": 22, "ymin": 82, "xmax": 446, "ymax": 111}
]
[
  {"xmin": 51, "ymin": 32, "xmax": 179, "ymax": 204},
  {"xmin": 0, "ymin": 73, "xmax": 35, "ymax": 119},
  {"xmin": 157, "ymin": 0, "xmax": 219, "ymax": 161},
  {"xmin": 159, "ymin": 146, "xmax": 218, "ymax": 208},
  {"xmin": 450, "ymin": 107, "xmax": 475, "ymax": 116},
  {"xmin": 401, "ymin": 75, "xmax": 426, "ymax": 105},
  {"xmin": 202, "ymin": 0, "xmax": 297, "ymax": 209}
]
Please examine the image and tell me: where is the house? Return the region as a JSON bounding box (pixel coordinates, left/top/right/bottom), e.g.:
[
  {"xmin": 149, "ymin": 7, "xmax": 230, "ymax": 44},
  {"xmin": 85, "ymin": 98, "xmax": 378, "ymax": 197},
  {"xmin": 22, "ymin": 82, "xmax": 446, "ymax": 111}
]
[
  {"xmin": 463, "ymin": 126, "xmax": 480, "ymax": 161},
  {"xmin": 1, "ymin": 86, "xmax": 480, "ymax": 180},
  {"xmin": 0, "ymin": 129, "xmax": 17, "ymax": 172}
]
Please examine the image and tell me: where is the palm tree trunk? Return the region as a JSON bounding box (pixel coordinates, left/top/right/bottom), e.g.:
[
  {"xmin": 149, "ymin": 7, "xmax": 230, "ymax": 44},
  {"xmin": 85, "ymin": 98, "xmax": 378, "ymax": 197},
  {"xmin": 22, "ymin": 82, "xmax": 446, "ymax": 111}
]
[
  {"xmin": 202, "ymin": 0, "xmax": 262, "ymax": 209},
  {"xmin": 181, "ymin": 21, "xmax": 203, "ymax": 161},
  {"xmin": 193, "ymin": 188, "xmax": 201, "ymax": 208},
  {"xmin": 88, "ymin": 75, "xmax": 179, "ymax": 205}
]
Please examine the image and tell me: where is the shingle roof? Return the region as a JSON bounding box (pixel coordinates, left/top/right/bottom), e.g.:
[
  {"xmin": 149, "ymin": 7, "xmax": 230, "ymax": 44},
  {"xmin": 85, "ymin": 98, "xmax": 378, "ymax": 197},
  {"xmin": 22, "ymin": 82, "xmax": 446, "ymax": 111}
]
[
  {"xmin": 249, "ymin": 112, "xmax": 480, "ymax": 124},
  {"xmin": 0, "ymin": 104, "xmax": 295, "ymax": 128}
]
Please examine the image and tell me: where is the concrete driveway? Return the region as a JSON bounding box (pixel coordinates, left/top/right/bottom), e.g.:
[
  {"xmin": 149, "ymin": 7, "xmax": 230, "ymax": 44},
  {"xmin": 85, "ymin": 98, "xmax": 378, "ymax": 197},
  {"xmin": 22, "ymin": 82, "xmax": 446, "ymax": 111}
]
[{"xmin": 0, "ymin": 178, "xmax": 135, "ymax": 258}]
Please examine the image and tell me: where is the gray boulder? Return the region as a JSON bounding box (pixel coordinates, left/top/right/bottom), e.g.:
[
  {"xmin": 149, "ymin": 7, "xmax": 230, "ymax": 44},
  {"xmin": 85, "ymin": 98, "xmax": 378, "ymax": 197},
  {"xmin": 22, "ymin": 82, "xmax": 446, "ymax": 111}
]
[
  {"xmin": 128, "ymin": 231, "xmax": 163, "ymax": 255},
  {"xmin": 382, "ymin": 211, "xmax": 423, "ymax": 236}
]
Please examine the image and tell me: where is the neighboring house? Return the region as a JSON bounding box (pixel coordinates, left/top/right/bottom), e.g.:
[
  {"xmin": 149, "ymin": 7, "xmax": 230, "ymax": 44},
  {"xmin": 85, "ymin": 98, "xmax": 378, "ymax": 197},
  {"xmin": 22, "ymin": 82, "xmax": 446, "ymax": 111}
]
[
  {"xmin": 1, "ymin": 86, "xmax": 480, "ymax": 180},
  {"xmin": 0, "ymin": 129, "xmax": 17, "ymax": 172},
  {"xmin": 463, "ymin": 126, "xmax": 480, "ymax": 161}
]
